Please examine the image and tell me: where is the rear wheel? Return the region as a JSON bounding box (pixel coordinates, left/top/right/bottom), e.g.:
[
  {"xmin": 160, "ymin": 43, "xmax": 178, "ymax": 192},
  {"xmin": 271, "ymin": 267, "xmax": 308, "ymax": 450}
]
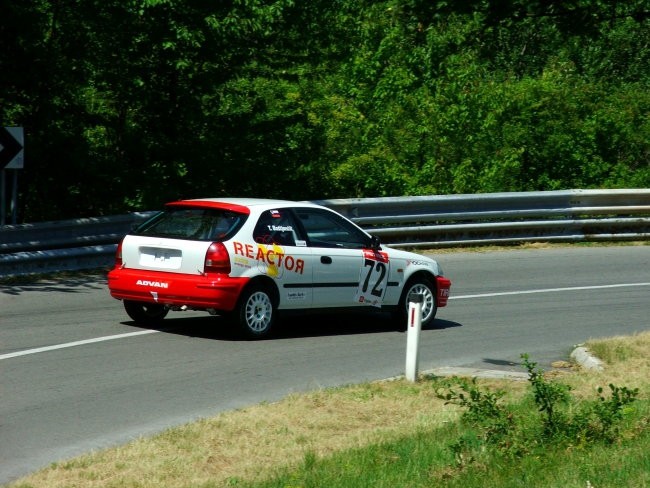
[
  {"xmin": 123, "ymin": 300, "xmax": 169, "ymax": 326},
  {"xmin": 396, "ymin": 276, "xmax": 437, "ymax": 329},
  {"xmin": 235, "ymin": 284, "xmax": 276, "ymax": 339}
]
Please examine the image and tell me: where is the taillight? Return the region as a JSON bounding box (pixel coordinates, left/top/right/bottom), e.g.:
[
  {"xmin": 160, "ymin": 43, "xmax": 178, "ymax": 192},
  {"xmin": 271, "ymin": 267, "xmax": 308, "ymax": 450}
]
[
  {"xmin": 115, "ymin": 239, "xmax": 124, "ymax": 267},
  {"xmin": 204, "ymin": 242, "xmax": 231, "ymax": 274}
]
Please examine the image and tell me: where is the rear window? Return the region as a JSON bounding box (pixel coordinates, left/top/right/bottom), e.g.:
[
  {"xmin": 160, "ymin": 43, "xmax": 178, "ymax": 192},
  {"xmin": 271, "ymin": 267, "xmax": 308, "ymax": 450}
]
[{"xmin": 134, "ymin": 207, "xmax": 247, "ymax": 241}]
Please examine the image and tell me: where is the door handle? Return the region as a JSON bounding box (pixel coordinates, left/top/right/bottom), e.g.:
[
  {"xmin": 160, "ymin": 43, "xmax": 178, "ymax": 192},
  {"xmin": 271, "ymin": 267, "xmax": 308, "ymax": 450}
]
[{"xmin": 321, "ymin": 256, "xmax": 332, "ymax": 264}]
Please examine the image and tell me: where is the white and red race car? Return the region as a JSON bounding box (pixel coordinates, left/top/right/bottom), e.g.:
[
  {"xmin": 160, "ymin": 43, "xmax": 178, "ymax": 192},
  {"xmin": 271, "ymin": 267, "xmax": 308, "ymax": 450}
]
[{"xmin": 108, "ymin": 198, "xmax": 451, "ymax": 338}]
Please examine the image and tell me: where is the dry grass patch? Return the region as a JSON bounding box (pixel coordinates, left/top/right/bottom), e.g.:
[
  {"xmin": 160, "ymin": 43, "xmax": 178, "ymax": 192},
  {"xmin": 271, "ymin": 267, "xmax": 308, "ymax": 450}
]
[
  {"xmin": 540, "ymin": 331, "xmax": 650, "ymax": 406},
  {"xmin": 573, "ymin": 331, "xmax": 650, "ymax": 399},
  {"xmin": 587, "ymin": 331, "xmax": 650, "ymax": 369}
]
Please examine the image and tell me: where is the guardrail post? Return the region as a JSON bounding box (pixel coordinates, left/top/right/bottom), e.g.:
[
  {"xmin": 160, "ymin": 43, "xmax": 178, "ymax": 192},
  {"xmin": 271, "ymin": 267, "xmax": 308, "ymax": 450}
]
[{"xmin": 405, "ymin": 293, "xmax": 423, "ymax": 382}]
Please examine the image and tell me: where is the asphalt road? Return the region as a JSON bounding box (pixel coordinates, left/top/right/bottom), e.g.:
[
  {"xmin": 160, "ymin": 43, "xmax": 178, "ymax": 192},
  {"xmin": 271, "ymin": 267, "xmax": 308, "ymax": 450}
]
[{"xmin": 2, "ymin": 246, "xmax": 649, "ymax": 483}]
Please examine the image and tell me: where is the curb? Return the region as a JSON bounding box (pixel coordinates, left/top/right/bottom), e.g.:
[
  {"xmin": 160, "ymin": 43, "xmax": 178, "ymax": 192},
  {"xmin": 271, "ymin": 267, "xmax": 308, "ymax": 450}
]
[
  {"xmin": 426, "ymin": 366, "xmax": 529, "ymax": 381},
  {"xmin": 421, "ymin": 346, "xmax": 604, "ymax": 381},
  {"xmin": 387, "ymin": 346, "xmax": 606, "ymax": 383},
  {"xmin": 570, "ymin": 346, "xmax": 604, "ymax": 371}
]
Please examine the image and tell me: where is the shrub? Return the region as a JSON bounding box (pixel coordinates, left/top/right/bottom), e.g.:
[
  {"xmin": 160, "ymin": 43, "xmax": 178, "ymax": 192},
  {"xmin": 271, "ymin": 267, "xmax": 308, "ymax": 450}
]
[{"xmin": 438, "ymin": 354, "xmax": 639, "ymax": 465}]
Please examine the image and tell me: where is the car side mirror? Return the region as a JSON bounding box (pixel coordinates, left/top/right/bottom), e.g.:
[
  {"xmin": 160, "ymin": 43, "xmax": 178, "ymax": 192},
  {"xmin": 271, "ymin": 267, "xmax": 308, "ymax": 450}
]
[{"xmin": 370, "ymin": 235, "xmax": 381, "ymax": 251}]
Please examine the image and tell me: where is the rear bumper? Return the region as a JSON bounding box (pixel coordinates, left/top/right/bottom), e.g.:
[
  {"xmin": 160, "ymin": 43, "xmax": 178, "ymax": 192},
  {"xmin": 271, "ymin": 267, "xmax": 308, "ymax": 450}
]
[
  {"xmin": 435, "ymin": 276, "xmax": 451, "ymax": 307},
  {"xmin": 107, "ymin": 267, "xmax": 249, "ymax": 312}
]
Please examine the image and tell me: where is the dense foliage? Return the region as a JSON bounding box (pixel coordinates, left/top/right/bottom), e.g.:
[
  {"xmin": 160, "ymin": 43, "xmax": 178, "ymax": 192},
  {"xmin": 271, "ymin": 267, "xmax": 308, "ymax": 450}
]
[{"xmin": 1, "ymin": 0, "xmax": 649, "ymax": 221}]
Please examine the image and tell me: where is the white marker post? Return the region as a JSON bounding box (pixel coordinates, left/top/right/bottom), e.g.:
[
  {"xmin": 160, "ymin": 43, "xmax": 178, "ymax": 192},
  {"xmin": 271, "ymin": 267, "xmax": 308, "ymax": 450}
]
[{"xmin": 405, "ymin": 293, "xmax": 423, "ymax": 382}]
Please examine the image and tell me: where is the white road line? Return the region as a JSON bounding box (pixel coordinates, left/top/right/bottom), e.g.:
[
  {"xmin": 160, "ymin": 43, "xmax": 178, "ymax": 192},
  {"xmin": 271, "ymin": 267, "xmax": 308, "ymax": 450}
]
[
  {"xmin": 0, "ymin": 330, "xmax": 160, "ymax": 361},
  {"xmin": 449, "ymin": 282, "xmax": 650, "ymax": 300},
  {"xmin": 3, "ymin": 282, "xmax": 649, "ymax": 361}
]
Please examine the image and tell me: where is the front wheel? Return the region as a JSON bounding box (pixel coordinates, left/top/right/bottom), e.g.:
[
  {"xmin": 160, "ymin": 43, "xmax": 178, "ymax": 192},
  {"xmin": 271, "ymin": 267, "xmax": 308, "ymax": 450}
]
[
  {"xmin": 234, "ymin": 284, "xmax": 277, "ymax": 339},
  {"xmin": 123, "ymin": 300, "xmax": 169, "ymax": 326},
  {"xmin": 396, "ymin": 276, "xmax": 437, "ymax": 329}
]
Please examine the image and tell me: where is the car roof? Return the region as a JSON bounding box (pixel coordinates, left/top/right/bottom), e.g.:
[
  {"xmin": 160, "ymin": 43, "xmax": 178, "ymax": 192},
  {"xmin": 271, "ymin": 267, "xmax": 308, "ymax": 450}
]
[{"xmin": 167, "ymin": 198, "xmax": 323, "ymax": 213}]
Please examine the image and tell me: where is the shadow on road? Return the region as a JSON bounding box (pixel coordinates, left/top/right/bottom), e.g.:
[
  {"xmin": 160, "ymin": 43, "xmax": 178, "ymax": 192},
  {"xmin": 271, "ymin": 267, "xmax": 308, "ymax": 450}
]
[
  {"xmin": 0, "ymin": 270, "xmax": 108, "ymax": 296},
  {"xmin": 124, "ymin": 312, "xmax": 463, "ymax": 342}
]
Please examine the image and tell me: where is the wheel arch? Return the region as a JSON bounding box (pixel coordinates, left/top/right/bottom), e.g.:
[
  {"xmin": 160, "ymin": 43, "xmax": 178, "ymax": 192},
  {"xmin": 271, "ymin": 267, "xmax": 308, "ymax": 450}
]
[
  {"xmin": 240, "ymin": 275, "xmax": 280, "ymax": 307},
  {"xmin": 393, "ymin": 269, "xmax": 439, "ymax": 329},
  {"xmin": 403, "ymin": 269, "xmax": 438, "ymax": 291}
]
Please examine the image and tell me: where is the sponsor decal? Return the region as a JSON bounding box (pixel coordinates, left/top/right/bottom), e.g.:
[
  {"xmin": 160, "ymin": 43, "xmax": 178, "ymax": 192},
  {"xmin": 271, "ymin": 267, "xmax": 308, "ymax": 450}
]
[
  {"xmin": 136, "ymin": 279, "xmax": 169, "ymax": 288},
  {"xmin": 363, "ymin": 249, "xmax": 389, "ymax": 263},
  {"xmin": 232, "ymin": 241, "xmax": 305, "ymax": 276},
  {"xmin": 287, "ymin": 291, "xmax": 306, "ymax": 301},
  {"xmin": 233, "ymin": 256, "xmax": 252, "ymax": 269},
  {"xmin": 407, "ymin": 259, "xmax": 432, "ymax": 267},
  {"xmin": 266, "ymin": 224, "xmax": 293, "ymax": 232},
  {"xmin": 355, "ymin": 249, "xmax": 390, "ymax": 308},
  {"xmin": 233, "ymin": 241, "xmax": 256, "ymax": 259}
]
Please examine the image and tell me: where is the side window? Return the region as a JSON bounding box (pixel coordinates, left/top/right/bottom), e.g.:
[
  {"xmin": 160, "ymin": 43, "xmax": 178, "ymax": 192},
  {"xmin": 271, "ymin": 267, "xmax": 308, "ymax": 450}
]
[
  {"xmin": 253, "ymin": 209, "xmax": 299, "ymax": 246},
  {"xmin": 296, "ymin": 208, "xmax": 370, "ymax": 249}
]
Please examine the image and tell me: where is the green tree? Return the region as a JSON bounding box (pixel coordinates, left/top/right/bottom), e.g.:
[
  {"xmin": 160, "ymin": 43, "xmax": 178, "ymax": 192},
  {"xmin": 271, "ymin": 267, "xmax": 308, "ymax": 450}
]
[{"xmin": 1, "ymin": 0, "xmax": 648, "ymax": 220}]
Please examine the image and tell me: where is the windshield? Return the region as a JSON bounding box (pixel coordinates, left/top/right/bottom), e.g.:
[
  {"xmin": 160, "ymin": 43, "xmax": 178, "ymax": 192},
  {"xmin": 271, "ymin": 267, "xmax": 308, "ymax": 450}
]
[{"xmin": 134, "ymin": 207, "xmax": 247, "ymax": 241}]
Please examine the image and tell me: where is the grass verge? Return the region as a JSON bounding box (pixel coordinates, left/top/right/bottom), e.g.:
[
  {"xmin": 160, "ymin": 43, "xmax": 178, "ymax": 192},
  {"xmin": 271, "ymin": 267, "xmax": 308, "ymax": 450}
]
[{"xmin": 7, "ymin": 332, "xmax": 649, "ymax": 488}]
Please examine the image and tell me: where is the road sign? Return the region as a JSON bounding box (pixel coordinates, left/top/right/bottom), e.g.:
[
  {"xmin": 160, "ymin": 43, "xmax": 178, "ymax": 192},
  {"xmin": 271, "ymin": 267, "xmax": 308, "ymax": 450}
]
[{"xmin": 0, "ymin": 127, "xmax": 24, "ymax": 169}]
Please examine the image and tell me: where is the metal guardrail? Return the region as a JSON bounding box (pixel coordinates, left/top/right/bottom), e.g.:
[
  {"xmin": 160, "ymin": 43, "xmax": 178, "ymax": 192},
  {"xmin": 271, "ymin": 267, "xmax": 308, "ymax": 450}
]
[
  {"xmin": 314, "ymin": 189, "xmax": 650, "ymax": 247},
  {"xmin": 2, "ymin": 189, "xmax": 650, "ymax": 277},
  {"xmin": 0, "ymin": 212, "xmax": 156, "ymax": 278}
]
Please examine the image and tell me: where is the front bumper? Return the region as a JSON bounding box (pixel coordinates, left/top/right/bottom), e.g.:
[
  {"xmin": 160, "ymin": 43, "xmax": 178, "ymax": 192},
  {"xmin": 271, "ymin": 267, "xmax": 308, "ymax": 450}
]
[{"xmin": 435, "ymin": 276, "xmax": 451, "ymax": 307}]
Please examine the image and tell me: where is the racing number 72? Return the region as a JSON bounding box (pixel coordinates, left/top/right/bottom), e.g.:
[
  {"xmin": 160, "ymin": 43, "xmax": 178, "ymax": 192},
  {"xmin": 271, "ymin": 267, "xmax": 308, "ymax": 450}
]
[{"xmin": 362, "ymin": 258, "xmax": 387, "ymax": 297}]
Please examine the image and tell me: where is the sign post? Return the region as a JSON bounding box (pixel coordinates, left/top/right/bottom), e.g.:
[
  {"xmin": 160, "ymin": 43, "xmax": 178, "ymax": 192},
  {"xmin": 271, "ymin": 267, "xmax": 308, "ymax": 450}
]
[
  {"xmin": 0, "ymin": 170, "xmax": 4, "ymax": 225},
  {"xmin": 405, "ymin": 293, "xmax": 423, "ymax": 382},
  {"xmin": 0, "ymin": 127, "xmax": 24, "ymax": 225}
]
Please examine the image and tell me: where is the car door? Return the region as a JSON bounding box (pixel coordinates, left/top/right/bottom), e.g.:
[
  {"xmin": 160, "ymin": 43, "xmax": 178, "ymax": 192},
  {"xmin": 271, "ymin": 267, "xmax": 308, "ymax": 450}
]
[
  {"xmin": 250, "ymin": 207, "xmax": 314, "ymax": 310},
  {"xmin": 292, "ymin": 207, "xmax": 387, "ymax": 309}
]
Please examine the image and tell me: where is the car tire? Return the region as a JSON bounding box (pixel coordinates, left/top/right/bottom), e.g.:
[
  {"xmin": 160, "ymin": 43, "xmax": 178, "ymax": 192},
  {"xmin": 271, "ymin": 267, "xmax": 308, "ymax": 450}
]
[
  {"xmin": 235, "ymin": 283, "xmax": 276, "ymax": 339},
  {"xmin": 123, "ymin": 300, "xmax": 169, "ymax": 326},
  {"xmin": 396, "ymin": 275, "xmax": 437, "ymax": 329}
]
